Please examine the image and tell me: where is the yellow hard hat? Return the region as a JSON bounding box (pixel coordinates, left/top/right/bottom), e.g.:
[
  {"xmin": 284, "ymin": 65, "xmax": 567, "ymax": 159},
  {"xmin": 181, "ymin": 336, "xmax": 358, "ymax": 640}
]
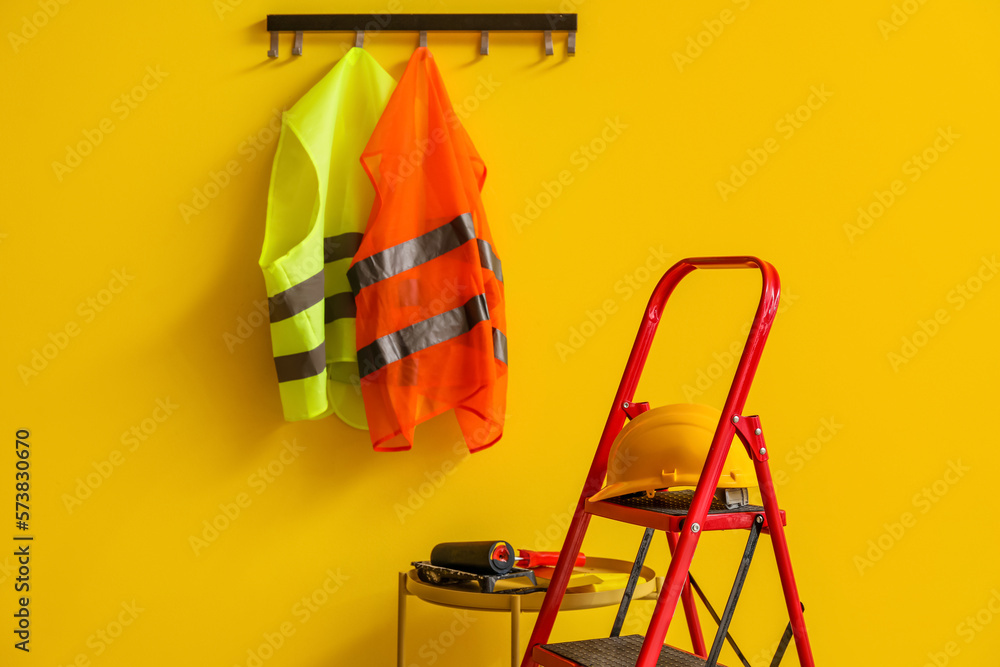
[{"xmin": 590, "ymin": 403, "xmax": 755, "ymax": 503}]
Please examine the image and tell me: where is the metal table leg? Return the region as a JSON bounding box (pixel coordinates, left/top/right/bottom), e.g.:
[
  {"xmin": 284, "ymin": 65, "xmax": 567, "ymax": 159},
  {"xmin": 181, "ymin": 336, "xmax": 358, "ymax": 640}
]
[
  {"xmin": 511, "ymin": 594, "xmax": 521, "ymax": 667},
  {"xmin": 398, "ymin": 572, "xmax": 408, "ymax": 667}
]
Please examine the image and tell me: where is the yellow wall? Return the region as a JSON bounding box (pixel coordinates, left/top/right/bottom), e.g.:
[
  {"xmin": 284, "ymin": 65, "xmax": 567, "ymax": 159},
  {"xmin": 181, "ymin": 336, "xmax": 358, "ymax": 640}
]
[{"xmin": 3, "ymin": 0, "xmax": 999, "ymax": 665}]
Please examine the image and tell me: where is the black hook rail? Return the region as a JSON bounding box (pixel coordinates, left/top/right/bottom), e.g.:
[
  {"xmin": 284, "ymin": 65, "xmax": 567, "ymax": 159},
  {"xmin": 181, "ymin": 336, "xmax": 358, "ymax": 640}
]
[
  {"xmin": 266, "ymin": 13, "xmax": 576, "ymax": 32},
  {"xmin": 265, "ymin": 13, "xmax": 578, "ymax": 57}
]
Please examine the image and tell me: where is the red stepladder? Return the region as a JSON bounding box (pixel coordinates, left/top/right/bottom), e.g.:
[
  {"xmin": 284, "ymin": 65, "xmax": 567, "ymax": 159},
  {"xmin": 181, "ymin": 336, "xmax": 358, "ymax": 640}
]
[{"xmin": 522, "ymin": 257, "xmax": 815, "ymax": 667}]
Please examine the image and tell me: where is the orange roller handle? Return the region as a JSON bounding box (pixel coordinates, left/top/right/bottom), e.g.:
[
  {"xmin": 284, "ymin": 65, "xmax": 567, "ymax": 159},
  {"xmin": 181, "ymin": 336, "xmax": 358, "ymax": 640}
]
[{"xmin": 517, "ymin": 550, "xmax": 586, "ymax": 569}]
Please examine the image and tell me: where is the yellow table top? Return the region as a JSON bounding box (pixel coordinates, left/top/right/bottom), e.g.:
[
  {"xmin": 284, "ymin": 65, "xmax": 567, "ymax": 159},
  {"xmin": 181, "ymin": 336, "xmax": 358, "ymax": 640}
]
[{"xmin": 404, "ymin": 557, "xmax": 659, "ymax": 612}]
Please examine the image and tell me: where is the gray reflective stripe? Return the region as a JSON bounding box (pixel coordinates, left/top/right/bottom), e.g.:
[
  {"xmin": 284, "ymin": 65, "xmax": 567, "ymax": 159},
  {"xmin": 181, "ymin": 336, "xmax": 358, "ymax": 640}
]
[
  {"xmin": 348, "ymin": 213, "xmax": 477, "ymax": 294},
  {"xmin": 324, "ymin": 232, "xmax": 364, "ymax": 264},
  {"xmin": 478, "ymin": 239, "xmax": 503, "ymax": 283},
  {"xmin": 492, "ymin": 327, "xmax": 508, "ymax": 364},
  {"xmin": 274, "ymin": 343, "xmax": 326, "ymax": 383},
  {"xmin": 269, "ymin": 271, "xmax": 324, "ymax": 323},
  {"xmin": 357, "ymin": 294, "xmax": 490, "ymax": 377},
  {"xmin": 324, "ymin": 292, "xmax": 357, "ymax": 324}
]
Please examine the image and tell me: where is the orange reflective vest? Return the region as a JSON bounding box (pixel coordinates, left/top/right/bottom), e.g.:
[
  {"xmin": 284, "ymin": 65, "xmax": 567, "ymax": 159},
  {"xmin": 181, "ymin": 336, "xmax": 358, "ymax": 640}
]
[{"xmin": 348, "ymin": 47, "xmax": 507, "ymax": 452}]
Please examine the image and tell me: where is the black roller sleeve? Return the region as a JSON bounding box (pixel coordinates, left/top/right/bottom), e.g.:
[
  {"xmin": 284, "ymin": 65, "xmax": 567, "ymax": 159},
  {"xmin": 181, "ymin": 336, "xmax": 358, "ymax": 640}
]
[{"xmin": 430, "ymin": 541, "xmax": 514, "ymax": 575}]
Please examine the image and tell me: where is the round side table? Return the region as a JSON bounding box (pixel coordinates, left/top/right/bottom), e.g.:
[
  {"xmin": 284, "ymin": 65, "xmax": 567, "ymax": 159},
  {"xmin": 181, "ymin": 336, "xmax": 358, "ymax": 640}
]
[{"xmin": 397, "ymin": 557, "xmax": 660, "ymax": 667}]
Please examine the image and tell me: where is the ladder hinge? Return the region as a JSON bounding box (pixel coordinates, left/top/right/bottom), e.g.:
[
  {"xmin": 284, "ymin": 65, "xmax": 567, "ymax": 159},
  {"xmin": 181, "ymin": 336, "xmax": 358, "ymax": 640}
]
[{"xmin": 732, "ymin": 414, "xmax": 769, "ymax": 462}]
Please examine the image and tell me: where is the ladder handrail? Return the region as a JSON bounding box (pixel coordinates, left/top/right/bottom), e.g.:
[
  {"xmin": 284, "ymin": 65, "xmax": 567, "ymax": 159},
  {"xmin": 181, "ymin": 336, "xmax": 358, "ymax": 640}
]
[
  {"xmin": 521, "ymin": 256, "xmax": 782, "ymax": 667},
  {"xmin": 590, "ymin": 256, "xmax": 778, "ymax": 500}
]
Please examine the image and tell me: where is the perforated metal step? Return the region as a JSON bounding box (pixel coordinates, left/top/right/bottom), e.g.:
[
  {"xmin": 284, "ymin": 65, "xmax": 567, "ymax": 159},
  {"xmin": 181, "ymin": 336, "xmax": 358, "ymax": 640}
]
[
  {"xmin": 586, "ymin": 490, "xmax": 783, "ymax": 532},
  {"xmin": 607, "ymin": 490, "xmax": 764, "ymax": 516},
  {"xmin": 536, "ymin": 635, "xmax": 723, "ymax": 667}
]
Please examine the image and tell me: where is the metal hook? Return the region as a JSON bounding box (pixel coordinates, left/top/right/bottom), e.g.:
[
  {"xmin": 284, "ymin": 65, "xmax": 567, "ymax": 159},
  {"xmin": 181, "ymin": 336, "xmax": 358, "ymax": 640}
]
[
  {"xmin": 268, "ymin": 31, "xmax": 279, "ymax": 58},
  {"xmin": 544, "ymin": 30, "xmax": 553, "ymax": 56},
  {"xmin": 355, "ymin": 30, "xmax": 364, "ymax": 48},
  {"xmin": 480, "ymin": 30, "xmax": 489, "ymax": 55},
  {"xmin": 292, "ymin": 31, "xmax": 303, "ymax": 56},
  {"xmin": 568, "ymin": 31, "xmax": 576, "ymax": 56},
  {"xmin": 419, "ymin": 30, "xmax": 427, "ymax": 48}
]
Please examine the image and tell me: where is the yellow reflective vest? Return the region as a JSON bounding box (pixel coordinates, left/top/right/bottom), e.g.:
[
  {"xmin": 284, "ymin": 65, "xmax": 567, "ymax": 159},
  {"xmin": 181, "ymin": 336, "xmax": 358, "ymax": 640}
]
[{"xmin": 259, "ymin": 48, "xmax": 395, "ymax": 426}]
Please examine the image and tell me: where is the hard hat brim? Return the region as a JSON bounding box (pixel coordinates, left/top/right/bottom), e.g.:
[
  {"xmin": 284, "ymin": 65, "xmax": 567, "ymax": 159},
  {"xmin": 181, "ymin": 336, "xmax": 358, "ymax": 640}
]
[{"xmin": 589, "ymin": 478, "xmax": 663, "ymax": 503}]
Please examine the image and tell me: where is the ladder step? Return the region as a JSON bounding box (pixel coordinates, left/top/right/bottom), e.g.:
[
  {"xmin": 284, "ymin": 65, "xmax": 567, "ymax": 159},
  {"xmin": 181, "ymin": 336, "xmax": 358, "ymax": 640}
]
[
  {"xmin": 586, "ymin": 490, "xmax": 785, "ymax": 533},
  {"xmin": 535, "ymin": 635, "xmax": 725, "ymax": 667}
]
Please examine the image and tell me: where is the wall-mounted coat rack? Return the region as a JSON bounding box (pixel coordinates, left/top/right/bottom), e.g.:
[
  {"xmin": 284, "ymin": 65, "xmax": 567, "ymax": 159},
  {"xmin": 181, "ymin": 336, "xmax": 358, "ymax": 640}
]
[{"xmin": 265, "ymin": 13, "xmax": 577, "ymax": 58}]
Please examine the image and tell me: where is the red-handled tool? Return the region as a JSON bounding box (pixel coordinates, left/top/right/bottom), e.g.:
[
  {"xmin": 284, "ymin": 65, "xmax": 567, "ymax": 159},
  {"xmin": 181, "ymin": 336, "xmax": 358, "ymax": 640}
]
[{"xmin": 515, "ymin": 550, "xmax": 586, "ymax": 569}]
